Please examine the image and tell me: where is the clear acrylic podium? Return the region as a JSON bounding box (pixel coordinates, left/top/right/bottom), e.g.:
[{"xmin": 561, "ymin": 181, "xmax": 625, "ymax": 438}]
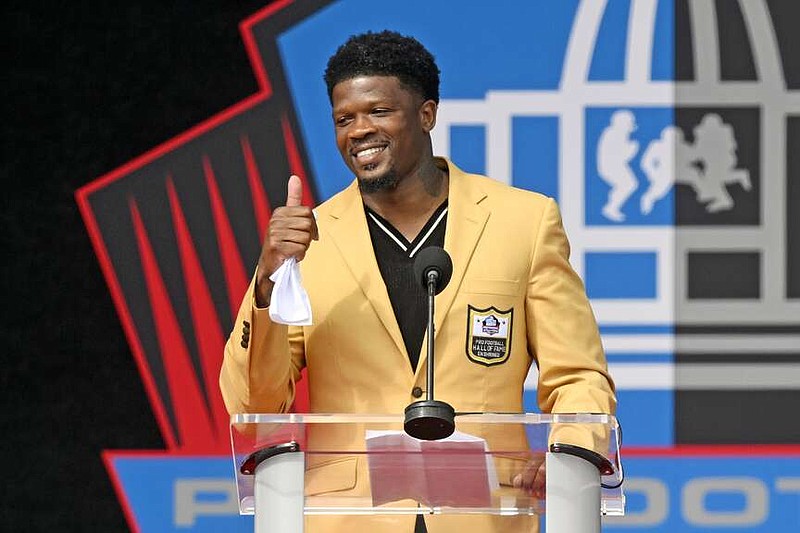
[{"xmin": 230, "ymin": 413, "xmax": 623, "ymax": 532}]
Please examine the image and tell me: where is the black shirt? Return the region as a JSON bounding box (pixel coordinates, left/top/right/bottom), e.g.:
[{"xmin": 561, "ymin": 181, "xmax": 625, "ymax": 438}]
[{"xmin": 364, "ymin": 200, "xmax": 448, "ymax": 371}]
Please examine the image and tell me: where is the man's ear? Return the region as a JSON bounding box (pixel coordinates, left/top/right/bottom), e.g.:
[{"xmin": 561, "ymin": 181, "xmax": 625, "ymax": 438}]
[{"xmin": 420, "ymin": 99, "xmax": 438, "ymax": 133}]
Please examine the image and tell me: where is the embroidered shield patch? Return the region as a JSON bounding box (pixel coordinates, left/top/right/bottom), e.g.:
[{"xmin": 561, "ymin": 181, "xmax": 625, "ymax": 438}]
[{"xmin": 465, "ymin": 305, "xmax": 513, "ymax": 366}]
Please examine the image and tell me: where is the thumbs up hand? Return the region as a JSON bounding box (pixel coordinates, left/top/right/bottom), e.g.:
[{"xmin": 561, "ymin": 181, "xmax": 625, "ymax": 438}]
[
  {"xmin": 255, "ymin": 175, "xmax": 318, "ymax": 307},
  {"xmin": 285, "ymin": 174, "xmax": 304, "ymax": 207}
]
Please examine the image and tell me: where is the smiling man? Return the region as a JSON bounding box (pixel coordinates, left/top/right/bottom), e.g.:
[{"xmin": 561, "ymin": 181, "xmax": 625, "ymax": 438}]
[{"xmin": 220, "ymin": 31, "xmax": 616, "ymax": 533}]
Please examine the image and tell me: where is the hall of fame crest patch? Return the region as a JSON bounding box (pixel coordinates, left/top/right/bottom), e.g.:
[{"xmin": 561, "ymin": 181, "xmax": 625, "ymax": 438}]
[{"xmin": 465, "ymin": 305, "xmax": 513, "ymax": 366}]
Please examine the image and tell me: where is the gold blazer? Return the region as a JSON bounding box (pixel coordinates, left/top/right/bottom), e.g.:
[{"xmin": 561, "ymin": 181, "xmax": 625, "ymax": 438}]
[{"xmin": 221, "ymin": 158, "xmax": 616, "ymax": 532}]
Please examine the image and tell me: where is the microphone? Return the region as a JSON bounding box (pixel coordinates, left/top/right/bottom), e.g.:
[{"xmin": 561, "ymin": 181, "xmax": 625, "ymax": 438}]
[
  {"xmin": 413, "ymin": 246, "xmax": 452, "ymax": 295},
  {"xmin": 404, "ymin": 246, "xmax": 456, "ymax": 440}
]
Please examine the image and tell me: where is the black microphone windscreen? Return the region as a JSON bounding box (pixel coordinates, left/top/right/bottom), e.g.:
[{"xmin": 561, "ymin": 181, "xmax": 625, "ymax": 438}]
[{"xmin": 413, "ymin": 246, "xmax": 453, "ymax": 294}]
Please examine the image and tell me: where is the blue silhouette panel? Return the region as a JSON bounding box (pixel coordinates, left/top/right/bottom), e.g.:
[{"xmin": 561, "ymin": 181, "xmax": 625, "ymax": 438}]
[{"xmin": 585, "ymin": 107, "xmax": 675, "ymax": 226}]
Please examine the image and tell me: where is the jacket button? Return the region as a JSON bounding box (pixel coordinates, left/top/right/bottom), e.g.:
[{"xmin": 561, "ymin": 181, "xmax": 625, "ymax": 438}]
[
  {"xmin": 411, "ymin": 386, "xmax": 423, "ymax": 398},
  {"xmin": 240, "ymin": 340, "xmax": 248, "ymax": 348}
]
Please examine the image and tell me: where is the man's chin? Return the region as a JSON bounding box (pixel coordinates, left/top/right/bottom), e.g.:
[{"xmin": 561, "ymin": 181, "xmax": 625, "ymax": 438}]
[{"xmin": 356, "ymin": 171, "xmax": 399, "ymax": 194}]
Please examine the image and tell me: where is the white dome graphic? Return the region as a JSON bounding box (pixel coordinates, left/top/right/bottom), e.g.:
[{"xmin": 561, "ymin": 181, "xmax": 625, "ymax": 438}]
[{"xmin": 433, "ymin": 0, "xmax": 800, "ymax": 332}]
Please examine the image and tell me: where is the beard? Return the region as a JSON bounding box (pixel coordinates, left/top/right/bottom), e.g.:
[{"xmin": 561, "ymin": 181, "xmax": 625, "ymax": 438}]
[{"xmin": 357, "ymin": 167, "xmax": 400, "ymax": 194}]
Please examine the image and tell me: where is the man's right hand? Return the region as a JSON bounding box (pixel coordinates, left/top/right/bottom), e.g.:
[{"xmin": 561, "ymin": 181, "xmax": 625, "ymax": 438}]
[{"xmin": 254, "ymin": 175, "xmax": 318, "ymax": 308}]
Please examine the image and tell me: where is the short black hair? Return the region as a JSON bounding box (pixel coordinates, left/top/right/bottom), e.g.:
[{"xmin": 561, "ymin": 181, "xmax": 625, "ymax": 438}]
[{"xmin": 324, "ymin": 30, "xmax": 440, "ymax": 103}]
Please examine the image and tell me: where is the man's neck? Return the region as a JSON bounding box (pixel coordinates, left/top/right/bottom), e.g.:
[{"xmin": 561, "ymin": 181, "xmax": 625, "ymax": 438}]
[{"xmin": 362, "ymin": 158, "xmax": 449, "ymax": 242}]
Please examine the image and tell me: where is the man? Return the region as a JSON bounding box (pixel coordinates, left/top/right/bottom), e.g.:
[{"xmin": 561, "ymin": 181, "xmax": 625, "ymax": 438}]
[{"xmin": 220, "ymin": 31, "xmax": 615, "ymax": 532}]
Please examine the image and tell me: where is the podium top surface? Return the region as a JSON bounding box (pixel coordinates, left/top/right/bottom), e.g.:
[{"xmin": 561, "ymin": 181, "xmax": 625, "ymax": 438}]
[
  {"xmin": 229, "ymin": 412, "xmax": 624, "ymax": 517},
  {"xmin": 231, "ymin": 412, "xmax": 617, "ymax": 425}
]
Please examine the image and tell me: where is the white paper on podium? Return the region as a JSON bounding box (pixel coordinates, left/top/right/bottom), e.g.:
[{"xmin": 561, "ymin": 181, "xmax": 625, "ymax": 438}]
[
  {"xmin": 365, "ymin": 430, "xmax": 499, "ymax": 507},
  {"xmin": 268, "ymin": 257, "xmax": 312, "ymax": 325}
]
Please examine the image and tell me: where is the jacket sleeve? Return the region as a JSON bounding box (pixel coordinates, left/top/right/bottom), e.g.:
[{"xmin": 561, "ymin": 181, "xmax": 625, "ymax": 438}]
[
  {"xmin": 526, "ymin": 198, "xmax": 616, "ymax": 417},
  {"xmin": 219, "ymin": 274, "xmax": 306, "ymax": 414}
]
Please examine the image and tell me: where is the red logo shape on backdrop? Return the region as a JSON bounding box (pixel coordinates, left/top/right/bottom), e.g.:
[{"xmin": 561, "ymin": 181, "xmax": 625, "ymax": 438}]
[{"xmin": 76, "ymin": 0, "xmax": 328, "ymax": 457}]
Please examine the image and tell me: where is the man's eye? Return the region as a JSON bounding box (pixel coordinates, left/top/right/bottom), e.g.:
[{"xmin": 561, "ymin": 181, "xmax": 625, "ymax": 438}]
[
  {"xmin": 372, "ymin": 108, "xmax": 390, "ymax": 115},
  {"xmin": 336, "ymin": 116, "xmax": 352, "ymax": 126}
]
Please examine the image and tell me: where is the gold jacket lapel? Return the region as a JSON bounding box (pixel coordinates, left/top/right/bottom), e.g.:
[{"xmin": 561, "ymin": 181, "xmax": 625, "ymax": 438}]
[
  {"xmin": 323, "ymin": 182, "xmax": 409, "ymax": 363},
  {"xmin": 416, "ymin": 159, "xmax": 490, "ymax": 378}
]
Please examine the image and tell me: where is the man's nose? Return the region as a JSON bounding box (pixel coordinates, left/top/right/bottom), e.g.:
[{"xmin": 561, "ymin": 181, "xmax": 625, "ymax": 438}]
[{"xmin": 348, "ymin": 114, "xmax": 376, "ymax": 138}]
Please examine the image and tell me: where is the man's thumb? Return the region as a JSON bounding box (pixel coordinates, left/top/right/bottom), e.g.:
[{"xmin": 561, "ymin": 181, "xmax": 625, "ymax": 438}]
[{"xmin": 286, "ymin": 175, "xmax": 303, "ymax": 207}]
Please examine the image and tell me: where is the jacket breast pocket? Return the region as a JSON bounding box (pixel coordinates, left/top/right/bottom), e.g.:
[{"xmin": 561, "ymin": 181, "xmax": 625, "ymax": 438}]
[
  {"xmin": 460, "ymin": 278, "xmax": 522, "ymax": 370},
  {"xmin": 462, "ymin": 278, "xmax": 521, "ymax": 297}
]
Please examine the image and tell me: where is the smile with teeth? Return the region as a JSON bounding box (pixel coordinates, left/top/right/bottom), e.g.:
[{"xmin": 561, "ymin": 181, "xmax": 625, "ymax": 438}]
[{"xmin": 354, "ymin": 146, "xmax": 386, "ymax": 160}]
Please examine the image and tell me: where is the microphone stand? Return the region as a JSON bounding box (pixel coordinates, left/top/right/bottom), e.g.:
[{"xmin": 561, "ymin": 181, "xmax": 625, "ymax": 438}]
[
  {"xmin": 403, "ymin": 270, "xmax": 456, "ymax": 440},
  {"xmin": 425, "ymin": 270, "xmax": 437, "ymax": 402}
]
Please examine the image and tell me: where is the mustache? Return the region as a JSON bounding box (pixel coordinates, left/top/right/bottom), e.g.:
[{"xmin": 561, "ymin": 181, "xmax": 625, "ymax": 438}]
[{"xmin": 350, "ymin": 136, "xmax": 388, "ymax": 151}]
